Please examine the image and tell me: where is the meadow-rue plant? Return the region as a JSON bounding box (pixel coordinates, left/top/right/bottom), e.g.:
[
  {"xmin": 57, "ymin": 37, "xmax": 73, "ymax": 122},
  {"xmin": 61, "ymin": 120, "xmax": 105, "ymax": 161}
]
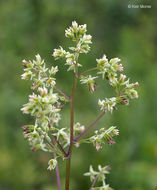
[{"xmin": 21, "ymin": 21, "xmax": 139, "ymax": 190}]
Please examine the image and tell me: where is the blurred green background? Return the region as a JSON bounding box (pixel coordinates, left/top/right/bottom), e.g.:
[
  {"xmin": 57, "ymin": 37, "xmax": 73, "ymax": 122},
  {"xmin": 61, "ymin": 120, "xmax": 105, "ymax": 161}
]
[{"xmin": 0, "ymin": 0, "xmax": 157, "ymax": 189}]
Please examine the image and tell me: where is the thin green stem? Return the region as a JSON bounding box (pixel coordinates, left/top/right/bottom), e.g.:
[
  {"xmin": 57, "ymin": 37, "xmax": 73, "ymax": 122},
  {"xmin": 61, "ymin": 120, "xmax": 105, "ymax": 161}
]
[{"xmin": 65, "ymin": 158, "xmax": 71, "ymax": 190}]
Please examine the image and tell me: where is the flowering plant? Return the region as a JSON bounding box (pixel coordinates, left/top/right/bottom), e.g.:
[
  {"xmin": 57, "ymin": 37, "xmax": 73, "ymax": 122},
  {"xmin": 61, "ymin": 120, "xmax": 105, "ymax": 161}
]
[{"xmin": 21, "ymin": 21, "xmax": 138, "ymax": 190}]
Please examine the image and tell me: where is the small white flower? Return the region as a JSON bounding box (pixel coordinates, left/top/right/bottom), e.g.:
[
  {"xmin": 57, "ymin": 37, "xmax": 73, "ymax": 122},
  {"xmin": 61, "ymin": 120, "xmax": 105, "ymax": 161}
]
[
  {"xmin": 53, "ymin": 47, "xmax": 67, "ymax": 59},
  {"xmin": 47, "ymin": 159, "xmax": 57, "ymax": 170},
  {"xmin": 38, "ymin": 87, "xmax": 48, "ymax": 96},
  {"xmin": 21, "ymin": 105, "xmax": 30, "ymax": 114},
  {"xmin": 109, "ymin": 57, "xmax": 121, "ymax": 64},
  {"xmin": 49, "ymin": 66, "xmax": 58, "ymax": 75},
  {"xmin": 21, "ymin": 71, "xmax": 32, "ymax": 80},
  {"xmin": 80, "ymin": 75, "xmax": 98, "ymax": 84},
  {"xmin": 35, "ymin": 54, "xmax": 41, "ymax": 62},
  {"xmin": 98, "ymin": 98, "xmax": 117, "ymax": 113},
  {"xmin": 72, "ymin": 21, "xmax": 78, "ymax": 30},
  {"xmin": 119, "ymin": 74, "xmax": 126, "ymax": 82},
  {"xmin": 117, "ymin": 63, "xmax": 123, "ymax": 72}
]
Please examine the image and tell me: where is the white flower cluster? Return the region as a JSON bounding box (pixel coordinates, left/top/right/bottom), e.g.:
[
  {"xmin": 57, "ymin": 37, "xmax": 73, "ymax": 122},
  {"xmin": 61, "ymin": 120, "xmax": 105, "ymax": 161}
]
[
  {"xmin": 84, "ymin": 165, "xmax": 113, "ymax": 190},
  {"xmin": 21, "ymin": 55, "xmax": 63, "ymax": 158},
  {"xmin": 21, "ymin": 54, "xmax": 58, "ymax": 88},
  {"xmin": 88, "ymin": 126, "xmax": 119, "ymax": 151},
  {"xmin": 52, "ymin": 122, "xmax": 85, "ymax": 148},
  {"xmin": 65, "ymin": 21, "xmax": 87, "ymax": 41},
  {"xmin": 97, "ymin": 55, "xmax": 123, "ymax": 83},
  {"xmin": 53, "ymin": 21, "xmax": 92, "ymax": 72},
  {"xmin": 22, "ymin": 124, "xmax": 50, "ymax": 152},
  {"xmin": 21, "ymin": 22, "xmax": 139, "ymax": 179},
  {"xmin": 98, "ymin": 98, "xmax": 117, "ymax": 113},
  {"xmin": 97, "ymin": 55, "xmax": 138, "ymax": 113},
  {"xmin": 73, "ymin": 122, "xmax": 85, "ymax": 135},
  {"xmin": 80, "ymin": 75, "xmax": 98, "ymax": 92}
]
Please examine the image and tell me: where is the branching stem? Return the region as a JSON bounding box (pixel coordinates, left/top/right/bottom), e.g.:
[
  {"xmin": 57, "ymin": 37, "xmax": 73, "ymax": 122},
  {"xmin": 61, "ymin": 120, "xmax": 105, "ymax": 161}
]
[
  {"xmin": 53, "ymin": 136, "xmax": 68, "ymax": 157},
  {"xmin": 65, "ymin": 76, "xmax": 77, "ymax": 190},
  {"xmin": 73, "ymin": 110, "xmax": 106, "ymax": 142},
  {"xmin": 54, "ymin": 85, "xmax": 71, "ymax": 101},
  {"xmin": 89, "ymin": 175, "xmax": 99, "ymax": 190},
  {"xmin": 78, "ymin": 67, "xmax": 97, "ymax": 78}
]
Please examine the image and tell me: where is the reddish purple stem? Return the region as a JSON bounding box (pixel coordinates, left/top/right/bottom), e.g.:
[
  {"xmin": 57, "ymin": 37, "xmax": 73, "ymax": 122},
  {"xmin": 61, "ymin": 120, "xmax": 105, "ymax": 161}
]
[
  {"xmin": 54, "ymin": 85, "xmax": 71, "ymax": 101},
  {"xmin": 89, "ymin": 175, "xmax": 99, "ymax": 190},
  {"xmin": 73, "ymin": 110, "xmax": 106, "ymax": 142},
  {"xmin": 54, "ymin": 151, "xmax": 62, "ymax": 190}
]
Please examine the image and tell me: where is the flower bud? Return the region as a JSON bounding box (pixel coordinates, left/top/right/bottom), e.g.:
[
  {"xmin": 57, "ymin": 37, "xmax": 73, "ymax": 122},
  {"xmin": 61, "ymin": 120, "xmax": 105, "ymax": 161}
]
[
  {"xmin": 117, "ymin": 64, "xmax": 123, "ymax": 72},
  {"xmin": 31, "ymin": 147, "xmax": 37, "ymax": 152},
  {"xmin": 22, "ymin": 60, "xmax": 30, "ymax": 68},
  {"xmin": 129, "ymin": 89, "xmax": 138, "ymax": 99},
  {"xmin": 72, "ymin": 21, "xmax": 78, "ymax": 31},
  {"xmin": 96, "ymin": 142, "xmax": 102, "ymax": 151},
  {"xmin": 22, "ymin": 125, "xmax": 34, "ymax": 134},
  {"xmin": 88, "ymin": 82, "xmax": 96, "ymax": 93},
  {"xmin": 31, "ymin": 82, "xmax": 38, "ymax": 90},
  {"xmin": 79, "ymin": 24, "xmax": 87, "ymax": 34},
  {"xmin": 21, "ymin": 71, "xmax": 32, "ymax": 80},
  {"xmin": 74, "ymin": 142, "xmax": 80, "ymax": 148},
  {"xmin": 107, "ymin": 137, "xmax": 115, "ymax": 145},
  {"xmin": 133, "ymin": 82, "xmax": 139, "ymax": 87},
  {"xmin": 35, "ymin": 54, "xmax": 41, "ymax": 62},
  {"xmin": 38, "ymin": 87, "xmax": 48, "ymax": 96},
  {"xmin": 119, "ymin": 96, "xmax": 129, "ymax": 105},
  {"xmin": 119, "ymin": 74, "xmax": 126, "ymax": 83}
]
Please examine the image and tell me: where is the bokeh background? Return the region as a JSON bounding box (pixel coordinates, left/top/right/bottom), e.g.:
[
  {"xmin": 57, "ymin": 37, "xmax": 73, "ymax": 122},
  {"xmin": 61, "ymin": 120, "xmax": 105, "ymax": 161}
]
[{"xmin": 0, "ymin": 0, "xmax": 157, "ymax": 190}]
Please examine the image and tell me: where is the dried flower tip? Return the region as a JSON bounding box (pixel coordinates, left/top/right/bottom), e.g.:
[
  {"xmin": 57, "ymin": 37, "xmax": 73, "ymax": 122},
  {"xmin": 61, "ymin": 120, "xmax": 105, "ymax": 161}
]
[
  {"xmin": 107, "ymin": 137, "xmax": 115, "ymax": 145},
  {"xmin": 22, "ymin": 125, "xmax": 29, "ymax": 132},
  {"xmin": 120, "ymin": 96, "xmax": 129, "ymax": 105},
  {"xmin": 105, "ymin": 165, "xmax": 111, "ymax": 171},
  {"xmin": 31, "ymin": 147, "xmax": 37, "ymax": 152},
  {"xmin": 22, "ymin": 60, "xmax": 30, "ymax": 67},
  {"xmin": 133, "ymin": 82, "xmax": 139, "ymax": 87},
  {"xmin": 56, "ymin": 103, "xmax": 63, "ymax": 109},
  {"xmin": 31, "ymin": 82, "xmax": 38, "ymax": 90}
]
